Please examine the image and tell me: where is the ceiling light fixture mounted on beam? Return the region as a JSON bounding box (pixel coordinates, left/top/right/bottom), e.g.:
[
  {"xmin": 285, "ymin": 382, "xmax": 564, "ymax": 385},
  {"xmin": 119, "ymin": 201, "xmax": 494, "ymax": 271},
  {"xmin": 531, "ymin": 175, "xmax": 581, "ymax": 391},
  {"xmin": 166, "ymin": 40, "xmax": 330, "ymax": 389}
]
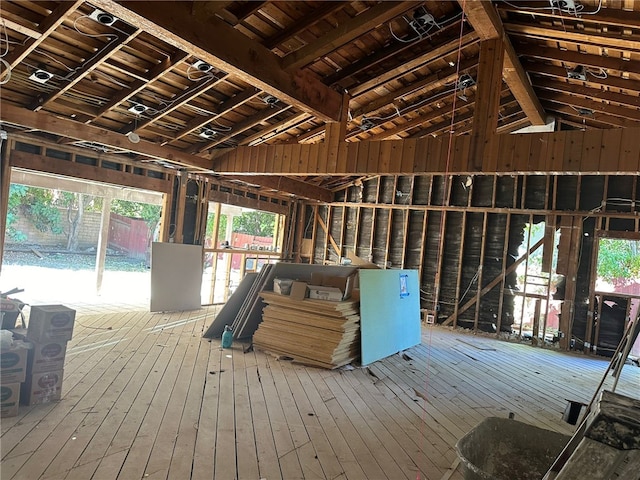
[
  {"xmin": 29, "ymin": 68, "xmax": 54, "ymax": 84},
  {"xmin": 89, "ymin": 8, "xmax": 118, "ymax": 26},
  {"xmin": 192, "ymin": 60, "xmax": 213, "ymax": 73},
  {"xmin": 199, "ymin": 127, "xmax": 217, "ymax": 139},
  {"xmin": 567, "ymin": 65, "xmax": 587, "ymax": 81},
  {"xmin": 128, "ymin": 100, "xmax": 150, "ymax": 115}
]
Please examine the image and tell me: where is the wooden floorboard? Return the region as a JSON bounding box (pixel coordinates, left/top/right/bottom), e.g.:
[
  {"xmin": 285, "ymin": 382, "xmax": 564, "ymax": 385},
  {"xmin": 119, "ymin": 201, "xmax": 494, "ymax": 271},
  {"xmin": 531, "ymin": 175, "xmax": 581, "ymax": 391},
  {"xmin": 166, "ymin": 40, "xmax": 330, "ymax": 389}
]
[{"xmin": 2, "ymin": 310, "xmax": 639, "ymax": 480}]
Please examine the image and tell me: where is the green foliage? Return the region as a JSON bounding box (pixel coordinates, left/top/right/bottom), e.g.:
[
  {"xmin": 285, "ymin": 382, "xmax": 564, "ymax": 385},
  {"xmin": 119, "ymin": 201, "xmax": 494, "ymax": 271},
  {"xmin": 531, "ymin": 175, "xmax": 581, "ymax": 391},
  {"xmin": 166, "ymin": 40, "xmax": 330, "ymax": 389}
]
[
  {"xmin": 233, "ymin": 211, "xmax": 275, "ymax": 237},
  {"xmin": 205, "ymin": 212, "xmax": 227, "ymax": 243},
  {"xmin": 597, "ymin": 238, "xmax": 640, "ymax": 285},
  {"xmin": 7, "ymin": 184, "xmax": 63, "ymax": 238},
  {"xmin": 111, "ymin": 200, "xmax": 161, "ymax": 227}
]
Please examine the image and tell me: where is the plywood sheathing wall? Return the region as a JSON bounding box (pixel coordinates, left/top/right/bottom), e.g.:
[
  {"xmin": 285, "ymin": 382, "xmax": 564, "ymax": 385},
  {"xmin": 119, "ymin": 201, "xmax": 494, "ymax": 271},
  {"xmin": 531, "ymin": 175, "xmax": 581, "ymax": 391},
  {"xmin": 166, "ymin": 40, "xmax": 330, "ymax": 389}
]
[{"xmin": 297, "ymin": 173, "xmax": 640, "ymax": 349}]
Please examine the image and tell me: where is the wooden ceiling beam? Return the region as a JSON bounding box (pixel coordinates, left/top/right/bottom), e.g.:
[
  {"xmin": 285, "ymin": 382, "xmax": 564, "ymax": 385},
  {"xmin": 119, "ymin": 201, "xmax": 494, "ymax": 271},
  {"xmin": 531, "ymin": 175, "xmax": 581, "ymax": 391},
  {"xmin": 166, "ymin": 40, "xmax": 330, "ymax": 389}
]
[
  {"xmin": 31, "ymin": 29, "xmax": 142, "ymax": 112},
  {"xmin": 0, "ymin": 103, "xmax": 214, "ymax": 172},
  {"xmin": 93, "ymin": 50, "xmax": 190, "ymax": 121},
  {"xmin": 282, "ymin": 2, "xmax": 412, "ymax": 71},
  {"xmin": 541, "ymin": 101, "xmax": 638, "ymax": 129},
  {"xmin": 517, "ymin": 44, "xmax": 640, "ymax": 75},
  {"xmin": 505, "ymin": 22, "xmax": 640, "ymax": 52},
  {"xmin": 350, "ymin": 31, "xmax": 479, "ymax": 96},
  {"xmin": 525, "ymin": 62, "xmax": 640, "ymax": 93},
  {"xmin": 223, "ymin": 175, "xmax": 333, "ymax": 203},
  {"xmin": 165, "ymin": 87, "xmax": 261, "ymax": 146},
  {"xmin": 196, "ymin": 106, "xmax": 292, "ymax": 153},
  {"xmin": 123, "ymin": 73, "xmax": 228, "ymax": 135},
  {"xmin": 351, "ymin": 58, "xmax": 478, "ymax": 119},
  {"xmin": 91, "ymin": 0, "xmax": 346, "ymax": 122},
  {"xmin": 542, "ymin": 98, "xmax": 640, "ymax": 129},
  {"xmin": 264, "ymin": 2, "xmax": 348, "ymax": 50},
  {"xmin": 497, "ymin": 2, "xmax": 640, "ymax": 30},
  {"xmin": 532, "ymin": 77, "xmax": 640, "ymax": 110},
  {"xmin": 458, "ymin": 0, "xmax": 546, "ymax": 125},
  {"xmin": 535, "ymin": 89, "xmax": 640, "ymax": 121},
  {"xmin": 3, "ymin": 1, "xmax": 84, "ymax": 69},
  {"xmin": 240, "ymin": 112, "xmax": 311, "ymax": 146}
]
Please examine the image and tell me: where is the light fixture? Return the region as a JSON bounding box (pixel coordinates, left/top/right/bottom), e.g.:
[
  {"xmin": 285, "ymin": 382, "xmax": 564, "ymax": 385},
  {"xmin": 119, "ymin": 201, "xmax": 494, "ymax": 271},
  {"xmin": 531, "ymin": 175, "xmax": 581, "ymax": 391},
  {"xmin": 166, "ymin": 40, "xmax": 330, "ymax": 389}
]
[
  {"xmin": 199, "ymin": 128, "xmax": 217, "ymax": 139},
  {"xmin": 128, "ymin": 101, "xmax": 149, "ymax": 114},
  {"xmin": 192, "ymin": 60, "xmax": 213, "ymax": 73},
  {"xmin": 127, "ymin": 132, "xmax": 140, "ymax": 144},
  {"xmin": 359, "ymin": 117, "xmax": 375, "ymax": 131},
  {"xmin": 457, "ymin": 74, "xmax": 475, "ymax": 90},
  {"xmin": 567, "ymin": 65, "xmax": 587, "ymax": 81},
  {"xmin": 448, "ymin": 61, "xmax": 456, "ymax": 67},
  {"xmin": 29, "ymin": 69, "xmax": 53, "ymax": 84},
  {"xmin": 262, "ymin": 95, "xmax": 278, "ymax": 106},
  {"xmin": 89, "ymin": 8, "xmax": 117, "ymax": 26}
]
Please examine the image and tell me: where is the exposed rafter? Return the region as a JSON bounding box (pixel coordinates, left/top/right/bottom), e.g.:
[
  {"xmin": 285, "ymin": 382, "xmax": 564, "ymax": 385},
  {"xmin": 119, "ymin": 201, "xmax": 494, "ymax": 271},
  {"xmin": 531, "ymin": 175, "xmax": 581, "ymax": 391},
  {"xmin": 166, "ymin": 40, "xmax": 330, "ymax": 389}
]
[
  {"xmin": 90, "ymin": 0, "xmax": 346, "ymax": 122},
  {"xmin": 457, "ymin": 0, "xmax": 545, "ymax": 125}
]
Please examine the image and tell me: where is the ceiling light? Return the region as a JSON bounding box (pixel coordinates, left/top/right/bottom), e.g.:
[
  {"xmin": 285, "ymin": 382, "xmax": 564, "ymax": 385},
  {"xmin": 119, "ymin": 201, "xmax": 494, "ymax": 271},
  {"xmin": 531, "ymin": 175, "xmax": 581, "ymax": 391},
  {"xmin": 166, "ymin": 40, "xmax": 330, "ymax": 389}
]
[
  {"xmin": 29, "ymin": 69, "xmax": 53, "ymax": 84},
  {"xmin": 199, "ymin": 128, "xmax": 217, "ymax": 139},
  {"xmin": 89, "ymin": 8, "xmax": 117, "ymax": 26},
  {"xmin": 448, "ymin": 61, "xmax": 456, "ymax": 67},
  {"xmin": 128, "ymin": 102, "xmax": 149, "ymax": 114},
  {"xmin": 192, "ymin": 60, "xmax": 213, "ymax": 73},
  {"xmin": 567, "ymin": 65, "xmax": 587, "ymax": 81},
  {"xmin": 127, "ymin": 132, "xmax": 140, "ymax": 144},
  {"xmin": 457, "ymin": 74, "xmax": 475, "ymax": 90},
  {"xmin": 262, "ymin": 95, "xmax": 278, "ymax": 106}
]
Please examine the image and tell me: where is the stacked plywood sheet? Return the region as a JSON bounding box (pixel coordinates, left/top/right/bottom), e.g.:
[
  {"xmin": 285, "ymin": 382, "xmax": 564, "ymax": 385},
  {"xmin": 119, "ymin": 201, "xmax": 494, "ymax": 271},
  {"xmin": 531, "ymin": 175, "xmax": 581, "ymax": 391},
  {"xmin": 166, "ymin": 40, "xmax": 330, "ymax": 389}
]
[{"xmin": 254, "ymin": 291, "xmax": 360, "ymax": 369}]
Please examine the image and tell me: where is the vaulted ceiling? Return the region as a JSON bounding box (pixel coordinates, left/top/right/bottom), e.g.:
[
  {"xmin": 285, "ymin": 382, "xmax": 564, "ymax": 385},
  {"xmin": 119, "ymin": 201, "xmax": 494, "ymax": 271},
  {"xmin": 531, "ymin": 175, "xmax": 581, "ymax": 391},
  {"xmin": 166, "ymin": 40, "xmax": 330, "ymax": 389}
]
[{"xmin": 1, "ymin": 0, "xmax": 639, "ymax": 197}]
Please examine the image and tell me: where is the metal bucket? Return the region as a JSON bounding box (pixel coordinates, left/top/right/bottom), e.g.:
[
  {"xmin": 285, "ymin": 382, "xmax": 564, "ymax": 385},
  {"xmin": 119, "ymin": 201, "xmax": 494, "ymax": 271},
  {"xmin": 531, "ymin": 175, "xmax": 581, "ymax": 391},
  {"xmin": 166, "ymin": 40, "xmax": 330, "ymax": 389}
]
[{"xmin": 455, "ymin": 417, "xmax": 571, "ymax": 480}]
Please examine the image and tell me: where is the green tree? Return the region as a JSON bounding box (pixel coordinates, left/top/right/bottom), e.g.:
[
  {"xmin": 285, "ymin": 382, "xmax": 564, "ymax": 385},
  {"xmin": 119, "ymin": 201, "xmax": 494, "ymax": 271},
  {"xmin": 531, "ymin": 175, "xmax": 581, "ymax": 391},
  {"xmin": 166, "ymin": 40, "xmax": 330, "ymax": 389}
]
[
  {"xmin": 597, "ymin": 238, "xmax": 640, "ymax": 285},
  {"xmin": 111, "ymin": 200, "xmax": 162, "ymax": 243},
  {"xmin": 233, "ymin": 211, "xmax": 275, "ymax": 237},
  {"xmin": 7, "ymin": 185, "xmax": 64, "ymax": 242}
]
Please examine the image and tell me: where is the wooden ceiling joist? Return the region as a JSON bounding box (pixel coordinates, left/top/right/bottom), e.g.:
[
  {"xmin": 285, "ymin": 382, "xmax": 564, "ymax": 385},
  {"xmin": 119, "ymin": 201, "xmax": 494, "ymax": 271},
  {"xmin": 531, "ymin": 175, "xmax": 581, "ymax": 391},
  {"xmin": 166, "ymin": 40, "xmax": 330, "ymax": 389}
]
[
  {"xmin": 458, "ymin": 0, "xmax": 545, "ymax": 125},
  {"xmin": 90, "ymin": 0, "xmax": 346, "ymax": 122},
  {"xmin": 0, "ymin": 104, "xmax": 214, "ymax": 172},
  {"xmin": 224, "ymin": 175, "xmax": 333, "ymax": 203}
]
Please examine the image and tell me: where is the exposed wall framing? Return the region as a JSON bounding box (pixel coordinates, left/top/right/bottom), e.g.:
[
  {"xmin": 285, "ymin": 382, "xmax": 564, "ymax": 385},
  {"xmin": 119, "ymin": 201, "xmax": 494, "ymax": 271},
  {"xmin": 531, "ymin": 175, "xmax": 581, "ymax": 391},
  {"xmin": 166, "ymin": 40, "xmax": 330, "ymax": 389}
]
[{"xmin": 300, "ymin": 173, "xmax": 640, "ymax": 350}]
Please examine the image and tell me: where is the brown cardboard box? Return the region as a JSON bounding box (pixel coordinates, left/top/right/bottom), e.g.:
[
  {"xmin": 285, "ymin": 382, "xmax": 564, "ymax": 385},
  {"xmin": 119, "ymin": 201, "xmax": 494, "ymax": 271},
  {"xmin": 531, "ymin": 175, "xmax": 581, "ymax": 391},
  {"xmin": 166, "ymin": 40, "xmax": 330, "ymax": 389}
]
[
  {"xmin": 307, "ymin": 272, "xmax": 356, "ymax": 301},
  {"xmin": 273, "ymin": 278, "xmax": 293, "ymax": 295},
  {"xmin": 27, "ymin": 305, "xmax": 76, "ymax": 343},
  {"xmin": 21, "ymin": 369, "xmax": 64, "ymax": 406},
  {"xmin": 0, "ymin": 342, "xmax": 28, "ymax": 383},
  {"xmin": 308, "ymin": 285, "xmax": 345, "ymax": 302},
  {"xmin": 0, "ymin": 383, "xmax": 20, "ymax": 417},
  {"xmin": 26, "ymin": 340, "xmax": 67, "ymax": 374},
  {"xmin": 290, "ymin": 281, "xmax": 308, "ymax": 301}
]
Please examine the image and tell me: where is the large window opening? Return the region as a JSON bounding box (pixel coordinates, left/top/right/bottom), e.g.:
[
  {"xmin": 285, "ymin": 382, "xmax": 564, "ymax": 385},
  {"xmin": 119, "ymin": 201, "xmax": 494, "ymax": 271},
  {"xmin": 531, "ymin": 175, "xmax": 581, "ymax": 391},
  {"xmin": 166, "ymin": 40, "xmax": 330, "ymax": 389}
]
[
  {"xmin": 592, "ymin": 234, "xmax": 640, "ymax": 357},
  {"xmin": 1, "ymin": 170, "xmax": 162, "ymax": 308},
  {"xmin": 201, "ymin": 202, "xmax": 283, "ymax": 304}
]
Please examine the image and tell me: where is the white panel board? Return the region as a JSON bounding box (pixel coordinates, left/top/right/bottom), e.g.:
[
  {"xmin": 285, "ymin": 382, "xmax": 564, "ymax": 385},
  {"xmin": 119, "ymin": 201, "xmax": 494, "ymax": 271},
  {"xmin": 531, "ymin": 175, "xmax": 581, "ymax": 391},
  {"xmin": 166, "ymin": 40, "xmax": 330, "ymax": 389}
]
[
  {"xmin": 150, "ymin": 242, "xmax": 202, "ymax": 312},
  {"xmin": 359, "ymin": 269, "xmax": 421, "ymax": 365}
]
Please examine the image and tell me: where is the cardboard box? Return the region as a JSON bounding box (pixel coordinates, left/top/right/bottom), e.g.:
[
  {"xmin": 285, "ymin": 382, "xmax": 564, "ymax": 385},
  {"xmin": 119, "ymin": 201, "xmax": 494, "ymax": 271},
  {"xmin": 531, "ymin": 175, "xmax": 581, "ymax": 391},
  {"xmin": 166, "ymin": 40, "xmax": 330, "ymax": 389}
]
[
  {"xmin": 21, "ymin": 369, "xmax": 64, "ymax": 406},
  {"xmin": 0, "ymin": 342, "xmax": 28, "ymax": 383},
  {"xmin": 273, "ymin": 278, "xmax": 293, "ymax": 295},
  {"xmin": 308, "ymin": 272, "xmax": 356, "ymax": 301},
  {"xmin": 290, "ymin": 281, "xmax": 308, "ymax": 301},
  {"xmin": 308, "ymin": 285, "xmax": 345, "ymax": 302},
  {"xmin": 27, "ymin": 305, "xmax": 76, "ymax": 343},
  {"xmin": 27, "ymin": 340, "xmax": 67, "ymax": 374},
  {"xmin": 0, "ymin": 383, "xmax": 20, "ymax": 417}
]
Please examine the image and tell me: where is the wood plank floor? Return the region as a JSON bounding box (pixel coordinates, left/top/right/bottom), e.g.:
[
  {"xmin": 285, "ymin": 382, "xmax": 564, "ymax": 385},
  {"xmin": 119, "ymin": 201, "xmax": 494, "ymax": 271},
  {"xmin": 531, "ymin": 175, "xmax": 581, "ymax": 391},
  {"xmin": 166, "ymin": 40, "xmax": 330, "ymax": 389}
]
[{"xmin": 2, "ymin": 308, "xmax": 639, "ymax": 480}]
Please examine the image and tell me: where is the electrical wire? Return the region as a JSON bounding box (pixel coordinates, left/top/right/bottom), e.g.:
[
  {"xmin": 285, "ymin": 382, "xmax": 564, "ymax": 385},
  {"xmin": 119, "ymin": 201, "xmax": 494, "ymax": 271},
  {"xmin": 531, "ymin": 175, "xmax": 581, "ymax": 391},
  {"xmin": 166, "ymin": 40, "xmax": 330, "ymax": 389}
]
[
  {"xmin": 501, "ymin": 0, "xmax": 602, "ymax": 15},
  {"xmin": 388, "ymin": 11, "xmax": 463, "ymax": 44},
  {"xmin": 73, "ymin": 15, "xmax": 118, "ymax": 39}
]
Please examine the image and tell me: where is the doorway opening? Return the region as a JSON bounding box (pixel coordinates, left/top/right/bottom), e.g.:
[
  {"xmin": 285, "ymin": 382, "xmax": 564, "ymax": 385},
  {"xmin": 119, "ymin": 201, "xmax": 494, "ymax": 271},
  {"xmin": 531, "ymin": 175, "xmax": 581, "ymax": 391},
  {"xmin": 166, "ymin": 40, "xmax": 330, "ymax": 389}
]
[
  {"xmin": 590, "ymin": 234, "xmax": 640, "ymax": 358},
  {"xmin": 201, "ymin": 202, "xmax": 284, "ymax": 304}
]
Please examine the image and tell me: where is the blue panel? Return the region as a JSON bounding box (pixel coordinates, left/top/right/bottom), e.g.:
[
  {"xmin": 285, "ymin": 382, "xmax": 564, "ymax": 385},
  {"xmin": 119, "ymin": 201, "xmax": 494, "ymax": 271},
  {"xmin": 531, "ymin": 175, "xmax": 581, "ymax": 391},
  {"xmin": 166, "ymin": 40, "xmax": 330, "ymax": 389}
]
[{"xmin": 359, "ymin": 269, "xmax": 421, "ymax": 365}]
